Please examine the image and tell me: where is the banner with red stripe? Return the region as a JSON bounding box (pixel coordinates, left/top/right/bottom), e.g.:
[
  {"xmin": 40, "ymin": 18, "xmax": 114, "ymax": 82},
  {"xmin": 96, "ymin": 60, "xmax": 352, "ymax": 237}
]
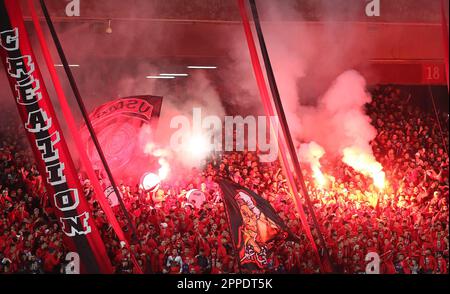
[{"xmin": 0, "ymin": 0, "xmax": 112, "ymax": 273}]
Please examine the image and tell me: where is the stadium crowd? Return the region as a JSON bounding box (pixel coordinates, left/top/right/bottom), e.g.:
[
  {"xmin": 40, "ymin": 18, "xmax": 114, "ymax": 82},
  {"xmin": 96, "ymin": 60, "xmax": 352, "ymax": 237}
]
[{"xmin": 0, "ymin": 86, "xmax": 448, "ymax": 274}]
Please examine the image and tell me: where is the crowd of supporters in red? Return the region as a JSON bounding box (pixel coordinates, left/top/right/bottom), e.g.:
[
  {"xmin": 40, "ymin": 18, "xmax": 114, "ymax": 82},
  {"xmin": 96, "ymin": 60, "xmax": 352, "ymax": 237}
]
[{"xmin": 0, "ymin": 86, "xmax": 448, "ymax": 274}]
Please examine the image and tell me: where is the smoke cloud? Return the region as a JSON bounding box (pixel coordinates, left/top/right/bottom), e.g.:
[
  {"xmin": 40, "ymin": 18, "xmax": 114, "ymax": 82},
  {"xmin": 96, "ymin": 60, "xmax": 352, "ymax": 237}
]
[
  {"xmin": 297, "ymin": 70, "xmax": 375, "ymax": 155},
  {"xmin": 222, "ymin": 1, "xmax": 384, "ymax": 186},
  {"xmin": 0, "ymin": 1, "xmax": 384, "ymax": 184}
]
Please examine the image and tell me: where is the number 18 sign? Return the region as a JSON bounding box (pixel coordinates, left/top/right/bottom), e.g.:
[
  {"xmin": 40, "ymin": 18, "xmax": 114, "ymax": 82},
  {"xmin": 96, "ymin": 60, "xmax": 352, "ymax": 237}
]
[{"xmin": 422, "ymin": 63, "xmax": 446, "ymax": 84}]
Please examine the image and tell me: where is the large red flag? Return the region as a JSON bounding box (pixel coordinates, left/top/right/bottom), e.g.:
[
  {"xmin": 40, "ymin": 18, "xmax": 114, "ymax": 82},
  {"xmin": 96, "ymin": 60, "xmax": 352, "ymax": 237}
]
[
  {"xmin": 81, "ymin": 96, "xmax": 163, "ymax": 182},
  {"xmin": 0, "ymin": 0, "xmax": 112, "ymax": 273}
]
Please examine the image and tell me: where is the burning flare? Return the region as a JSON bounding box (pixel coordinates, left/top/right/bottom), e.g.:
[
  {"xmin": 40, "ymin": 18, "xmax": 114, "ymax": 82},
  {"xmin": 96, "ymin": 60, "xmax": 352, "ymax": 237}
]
[
  {"xmin": 342, "ymin": 147, "xmax": 386, "ymax": 190},
  {"xmin": 299, "ymin": 142, "xmax": 328, "ymax": 188},
  {"xmin": 187, "ymin": 133, "xmax": 213, "ymax": 159},
  {"xmin": 312, "ymin": 166, "xmax": 327, "ymax": 188}
]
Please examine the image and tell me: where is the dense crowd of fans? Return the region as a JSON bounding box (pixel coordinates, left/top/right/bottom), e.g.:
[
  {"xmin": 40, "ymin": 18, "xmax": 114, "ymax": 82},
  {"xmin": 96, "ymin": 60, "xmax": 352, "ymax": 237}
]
[{"xmin": 0, "ymin": 86, "xmax": 448, "ymax": 274}]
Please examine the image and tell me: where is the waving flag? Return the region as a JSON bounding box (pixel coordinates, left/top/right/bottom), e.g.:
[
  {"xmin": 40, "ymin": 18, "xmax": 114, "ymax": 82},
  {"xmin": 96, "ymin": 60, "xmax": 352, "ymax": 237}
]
[
  {"xmin": 81, "ymin": 96, "xmax": 163, "ymax": 181},
  {"xmin": 219, "ymin": 179, "xmax": 297, "ymax": 271}
]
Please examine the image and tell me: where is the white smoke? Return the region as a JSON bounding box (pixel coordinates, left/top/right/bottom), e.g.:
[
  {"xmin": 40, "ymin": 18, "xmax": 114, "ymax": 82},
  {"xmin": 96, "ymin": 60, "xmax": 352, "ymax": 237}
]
[{"xmin": 222, "ymin": 0, "xmax": 385, "ymax": 188}]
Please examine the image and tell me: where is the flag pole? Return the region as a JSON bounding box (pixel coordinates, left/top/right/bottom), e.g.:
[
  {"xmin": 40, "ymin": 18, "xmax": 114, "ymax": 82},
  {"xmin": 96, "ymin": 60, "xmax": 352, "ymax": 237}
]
[
  {"xmin": 28, "ymin": 0, "xmax": 142, "ymax": 273},
  {"xmin": 236, "ymin": 0, "xmax": 324, "ymax": 271},
  {"xmin": 38, "ymin": 0, "xmax": 138, "ymax": 243},
  {"xmin": 218, "ymin": 176, "xmax": 243, "ymax": 274},
  {"xmin": 246, "ymin": 0, "xmax": 333, "ymax": 272}
]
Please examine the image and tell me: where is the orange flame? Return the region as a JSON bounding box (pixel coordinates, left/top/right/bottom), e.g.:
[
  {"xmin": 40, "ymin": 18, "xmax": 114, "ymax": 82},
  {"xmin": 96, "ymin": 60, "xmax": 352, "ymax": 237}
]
[
  {"xmin": 299, "ymin": 142, "xmax": 328, "ymax": 188},
  {"xmin": 312, "ymin": 166, "xmax": 327, "ymax": 188},
  {"xmin": 342, "ymin": 147, "xmax": 386, "ymax": 190}
]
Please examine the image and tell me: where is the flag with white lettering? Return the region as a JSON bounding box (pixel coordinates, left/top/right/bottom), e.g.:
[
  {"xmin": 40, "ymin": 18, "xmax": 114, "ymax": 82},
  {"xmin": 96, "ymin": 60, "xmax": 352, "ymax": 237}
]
[
  {"xmin": 219, "ymin": 179, "xmax": 297, "ymax": 271},
  {"xmin": 0, "ymin": 0, "xmax": 112, "ymax": 273}
]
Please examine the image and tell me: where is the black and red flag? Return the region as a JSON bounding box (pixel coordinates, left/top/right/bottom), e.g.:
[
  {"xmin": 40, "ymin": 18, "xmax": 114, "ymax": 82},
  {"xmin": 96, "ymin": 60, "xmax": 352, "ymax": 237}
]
[
  {"xmin": 0, "ymin": 0, "xmax": 112, "ymax": 273},
  {"xmin": 219, "ymin": 179, "xmax": 297, "ymax": 271}
]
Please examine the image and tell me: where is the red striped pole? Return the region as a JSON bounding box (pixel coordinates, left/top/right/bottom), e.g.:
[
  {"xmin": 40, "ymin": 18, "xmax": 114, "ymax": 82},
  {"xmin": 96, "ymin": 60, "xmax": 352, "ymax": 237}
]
[
  {"xmin": 27, "ymin": 0, "xmax": 142, "ymax": 273},
  {"xmin": 236, "ymin": 0, "xmax": 325, "ymax": 271},
  {"xmin": 37, "ymin": 0, "xmax": 139, "ymax": 245},
  {"xmin": 242, "ymin": 0, "xmax": 335, "ymax": 272}
]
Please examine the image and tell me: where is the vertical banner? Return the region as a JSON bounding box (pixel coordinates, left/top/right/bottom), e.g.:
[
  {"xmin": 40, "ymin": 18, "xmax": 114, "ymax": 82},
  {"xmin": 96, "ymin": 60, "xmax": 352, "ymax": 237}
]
[{"xmin": 0, "ymin": 0, "xmax": 112, "ymax": 273}]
